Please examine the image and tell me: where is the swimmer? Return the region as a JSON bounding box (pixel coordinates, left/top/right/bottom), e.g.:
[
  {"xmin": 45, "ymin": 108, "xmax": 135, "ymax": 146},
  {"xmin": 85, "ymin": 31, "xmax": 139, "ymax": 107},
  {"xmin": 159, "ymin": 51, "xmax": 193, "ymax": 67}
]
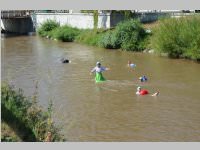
[
  {"xmin": 90, "ymin": 62, "xmax": 110, "ymax": 83},
  {"xmin": 139, "ymin": 75, "xmax": 148, "ymax": 82},
  {"xmin": 127, "ymin": 60, "xmax": 136, "ymax": 68},
  {"xmin": 136, "ymin": 87, "xmax": 159, "ymax": 96},
  {"xmin": 61, "ymin": 58, "xmax": 71, "ymax": 63}
]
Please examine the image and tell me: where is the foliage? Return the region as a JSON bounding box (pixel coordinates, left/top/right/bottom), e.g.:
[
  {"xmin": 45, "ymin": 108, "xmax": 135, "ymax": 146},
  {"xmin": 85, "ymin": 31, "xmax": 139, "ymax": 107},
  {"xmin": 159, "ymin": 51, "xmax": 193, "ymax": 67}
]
[
  {"xmin": 39, "ymin": 19, "xmax": 60, "ymax": 32},
  {"xmin": 37, "ymin": 18, "xmax": 149, "ymax": 51},
  {"xmin": 53, "ymin": 25, "xmax": 81, "ymax": 42},
  {"xmin": 81, "ymin": 10, "xmax": 99, "ymax": 29},
  {"xmin": 98, "ymin": 30, "xmax": 120, "ymax": 49},
  {"xmin": 37, "ymin": 20, "xmax": 60, "ymax": 37},
  {"xmin": 75, "ymin": 29, "xmax": 104, "ymax": 46},
  {"xmin": 1, "ymin": 122, "xmax": 22, "ymax": 142},
  {"xmin": 151, "ymin": 16, "xmax": 200, "ymax": 60},
  {"xmin": 1, "ymin": 82, "xmax": 66, "ymax": 142},
  {"xmin": 93, "ymin": 10, "xmax": 98, "ymax": 29},
  {"xmin": 111, "ymin": 10, "xmax": 134, "ymax": 20},
  {"xmin": 98, "ymin": 19, "xmax": 148, "ymax": 51}
]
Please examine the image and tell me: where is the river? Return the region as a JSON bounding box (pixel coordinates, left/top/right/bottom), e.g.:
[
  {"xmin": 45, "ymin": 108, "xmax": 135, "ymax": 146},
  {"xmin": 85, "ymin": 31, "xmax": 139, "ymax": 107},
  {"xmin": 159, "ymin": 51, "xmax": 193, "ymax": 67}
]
[{"xmin": 1, "ymin": 34, "xmax": 200, "ymax": 141}]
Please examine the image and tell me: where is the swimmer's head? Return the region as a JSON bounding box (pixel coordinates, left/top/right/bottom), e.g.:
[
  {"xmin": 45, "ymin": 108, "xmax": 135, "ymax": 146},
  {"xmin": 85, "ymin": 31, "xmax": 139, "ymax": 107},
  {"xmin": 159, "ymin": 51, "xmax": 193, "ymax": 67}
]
[
  {"xmin": 137, "ymin": 87, "xmax": 141, "ymax": 91},
  {"xmin": 96, "ymin": 62, "xmax": 101, "ymax": 66},
  {"xmin": 128, "ymin": 60, "xmax": 131, "ymax": 64}
]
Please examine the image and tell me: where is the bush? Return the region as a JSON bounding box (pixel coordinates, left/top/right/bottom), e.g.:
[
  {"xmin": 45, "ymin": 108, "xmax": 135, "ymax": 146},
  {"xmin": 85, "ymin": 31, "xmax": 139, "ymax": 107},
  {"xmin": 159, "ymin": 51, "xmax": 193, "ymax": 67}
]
[
  {"xmin": 115, "ymin": 19, "xmax": 147, "ymax": 51},
  {"xmin": 39, "ymin": 20, "xmax": 60, "ymax": 32},
  {"xmin": 98, "ymin": 30, "xmax": 120, "ymax": 49},
  {"xmin": 98, "ymin": 19, "xmax": 147, "ymax": 51},
  {"xmin": 37, "ymin": 19, "xmax": 148, "ymax": 51},
  {"xmin": 37, "ymin": 20, "xmax": 60, "ymax": 37},
  {"xmin": 1, "ymin": 83, "xmax": 66, "ymax": 142},
  {"xmin": 151, "ymin": 16, "xmax": 200, "ymax": 60},
  {"xmin": 53, "ymin": 25, "xmax": 80, "ymax": 42}
]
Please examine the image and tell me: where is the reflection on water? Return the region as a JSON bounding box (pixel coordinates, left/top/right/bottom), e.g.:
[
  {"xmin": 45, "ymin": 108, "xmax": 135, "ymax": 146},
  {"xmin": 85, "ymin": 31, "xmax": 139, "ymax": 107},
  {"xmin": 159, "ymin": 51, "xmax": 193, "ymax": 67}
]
[{"xmin": 1, "ymin": 34, "xmax": 200, "ymax": 141}]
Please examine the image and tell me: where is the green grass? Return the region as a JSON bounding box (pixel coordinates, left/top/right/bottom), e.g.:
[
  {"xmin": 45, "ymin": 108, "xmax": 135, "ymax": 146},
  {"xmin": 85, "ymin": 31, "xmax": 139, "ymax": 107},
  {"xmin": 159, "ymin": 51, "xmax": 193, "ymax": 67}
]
[
  {"xmin": 151, "ymin": 16, "xmax": 200, "ymax": 60},
  {"xmin": 75, "ymin": 29, "xmax": 104, "ymax": 46}
]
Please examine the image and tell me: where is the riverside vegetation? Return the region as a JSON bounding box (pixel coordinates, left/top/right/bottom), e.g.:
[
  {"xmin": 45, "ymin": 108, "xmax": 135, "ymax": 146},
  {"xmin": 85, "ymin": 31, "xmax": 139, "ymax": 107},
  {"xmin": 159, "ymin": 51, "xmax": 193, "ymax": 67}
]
[
  {"xmin": 37, "ymin": 19, "xmax": 149, "ymax": 51},
  {"xmin": 151, "ymin": 16, "xmax": 200, "ymax": 60},
  {"xmin": 37, "ymin": 16, "xmax": 200, "ymax": 61},
  {"xmin": 1, "ymin": 82, "xmax": 66, "ymax": 142}
]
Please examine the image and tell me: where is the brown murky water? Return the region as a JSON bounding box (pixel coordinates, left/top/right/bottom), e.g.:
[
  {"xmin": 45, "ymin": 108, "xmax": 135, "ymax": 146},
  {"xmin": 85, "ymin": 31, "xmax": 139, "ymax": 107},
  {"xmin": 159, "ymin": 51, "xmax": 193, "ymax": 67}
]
[{"xmin": 1, "ymin": 35, "xmax": 200, "ymax": 141}]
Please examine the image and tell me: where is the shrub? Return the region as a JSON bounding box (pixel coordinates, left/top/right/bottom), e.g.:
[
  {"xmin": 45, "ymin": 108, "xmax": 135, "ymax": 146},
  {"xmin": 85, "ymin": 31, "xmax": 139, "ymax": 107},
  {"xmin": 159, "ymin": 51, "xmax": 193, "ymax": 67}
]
[
  {"xmin": 39, "ymin": 20, "xmax": 60, "ymax": 32},
  {"xmin": 98, "ymin": 19, "xmax": 147, "ymax": 51},
  {"xmin": 151, "ymin": 16, "xmax": 200, "ymax": 60},
  {"xmin": 37, "ymin": 20, "xmax": 60, "ymax": 37},
  {"xmin": 98, "ymin": 30, "xmax": 120, "ymax": 49},
  {"xmin": 115, "ymin": 19, "xmax": 147, "ymax": 51},
  {"xmin": 53, "ymin": 25, "xmax": 80, "ymax": 42}
]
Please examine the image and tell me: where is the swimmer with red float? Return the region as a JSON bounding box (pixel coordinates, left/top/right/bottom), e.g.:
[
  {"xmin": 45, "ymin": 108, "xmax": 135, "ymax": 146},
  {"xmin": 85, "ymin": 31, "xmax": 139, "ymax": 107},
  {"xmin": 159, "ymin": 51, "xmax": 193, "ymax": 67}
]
[{"xmin": 136, "ymin": 87, "xmax": 159, "ymax": 96}]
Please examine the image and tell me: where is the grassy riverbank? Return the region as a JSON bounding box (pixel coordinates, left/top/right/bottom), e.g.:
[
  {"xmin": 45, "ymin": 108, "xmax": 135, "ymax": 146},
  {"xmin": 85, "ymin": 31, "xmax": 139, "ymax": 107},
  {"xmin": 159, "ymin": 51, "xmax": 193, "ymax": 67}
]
[
  {"xmin": 1, "ymin": 122, "xmax": 22, "ymax": 142},
  {"xmin": 37, "ymin": 19, "xmax": 149, "ymax": 51},
  {"xmin": 1, "ymin": 83, "xmax": 66, "ymax": 142},
  {"xmin": 37, "ymin": 16, "xmax": 200, "ymax": 61}
]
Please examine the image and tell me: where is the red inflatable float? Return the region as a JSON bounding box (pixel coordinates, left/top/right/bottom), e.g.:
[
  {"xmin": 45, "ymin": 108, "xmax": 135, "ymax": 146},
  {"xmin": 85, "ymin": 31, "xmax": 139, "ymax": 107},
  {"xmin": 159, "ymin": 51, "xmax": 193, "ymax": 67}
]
[{"xmin": 139, "ymin": 90, "xmax": 149, "ymax": 95}]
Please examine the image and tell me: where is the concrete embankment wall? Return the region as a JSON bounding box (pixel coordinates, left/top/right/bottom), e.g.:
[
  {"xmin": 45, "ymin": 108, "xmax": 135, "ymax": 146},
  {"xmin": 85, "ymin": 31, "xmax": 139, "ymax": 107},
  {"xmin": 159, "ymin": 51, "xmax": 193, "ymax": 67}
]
[
  {"xmin": 34, "ymin": 13, "xmax": 111, "ymax": 29},
  {"xmin": 34, "ymin": 12, "xmax": 168, "ymax": 30}
]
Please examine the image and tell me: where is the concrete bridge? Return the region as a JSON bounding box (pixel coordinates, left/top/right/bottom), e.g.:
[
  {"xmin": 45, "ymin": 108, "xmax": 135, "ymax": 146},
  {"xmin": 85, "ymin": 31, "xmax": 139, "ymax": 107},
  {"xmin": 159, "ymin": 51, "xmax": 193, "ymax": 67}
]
[{"xmin": 1, "ymin": 10, "xmax": 35, "ymax": 34}]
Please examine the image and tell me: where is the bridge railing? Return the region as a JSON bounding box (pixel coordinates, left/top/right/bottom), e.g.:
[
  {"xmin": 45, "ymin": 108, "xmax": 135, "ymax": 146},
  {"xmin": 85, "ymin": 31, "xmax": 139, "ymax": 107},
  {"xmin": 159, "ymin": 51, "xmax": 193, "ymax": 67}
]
[{"xmin": 1, "ymin": 10, "xmax": 31, "ymax": 19}]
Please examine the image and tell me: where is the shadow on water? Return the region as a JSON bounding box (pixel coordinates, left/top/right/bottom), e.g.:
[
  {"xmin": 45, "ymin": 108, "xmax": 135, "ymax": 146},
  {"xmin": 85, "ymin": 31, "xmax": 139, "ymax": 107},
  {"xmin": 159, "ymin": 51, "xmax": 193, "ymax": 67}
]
[{"xmin": 1, "ymin": 32, "xmax": 36, "ymax": 38}]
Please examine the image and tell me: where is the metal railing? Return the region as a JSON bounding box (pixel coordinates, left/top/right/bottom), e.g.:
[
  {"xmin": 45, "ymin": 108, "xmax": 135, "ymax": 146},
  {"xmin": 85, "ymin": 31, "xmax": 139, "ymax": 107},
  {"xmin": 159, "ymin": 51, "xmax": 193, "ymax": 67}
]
[{"xmin": 1, "ymin": 10, "xmax": 32, "ymax": 18}]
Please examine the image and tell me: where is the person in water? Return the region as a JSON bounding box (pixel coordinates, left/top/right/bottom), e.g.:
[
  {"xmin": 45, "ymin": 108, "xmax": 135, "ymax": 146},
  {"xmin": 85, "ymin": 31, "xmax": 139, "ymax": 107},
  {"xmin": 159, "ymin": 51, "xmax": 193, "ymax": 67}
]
[
  {"xmin": 90, "ymin": 62, "xmax": 110, "ymax": 83},
  {"xmin": 139, "ymin": 75, "xmax": 148, "ymax": 82},
  {"xmin": 127, "ymin": 60, "xmax": 136, "ymax": 68},
  {"xmin": 136, "ymin": 87, "xmax": 159, "ymax": 96},
  {"xmin": 61, "ymin": 58, "xmax": 70, "ymax": 63}
]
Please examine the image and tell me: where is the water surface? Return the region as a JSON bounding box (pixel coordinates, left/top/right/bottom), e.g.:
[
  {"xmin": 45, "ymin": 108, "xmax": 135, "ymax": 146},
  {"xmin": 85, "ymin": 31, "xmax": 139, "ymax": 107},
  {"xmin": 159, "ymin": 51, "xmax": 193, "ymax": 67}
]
[{"xmin": 1, "ymin": 35, "xmax": 200, "ymax": 141}]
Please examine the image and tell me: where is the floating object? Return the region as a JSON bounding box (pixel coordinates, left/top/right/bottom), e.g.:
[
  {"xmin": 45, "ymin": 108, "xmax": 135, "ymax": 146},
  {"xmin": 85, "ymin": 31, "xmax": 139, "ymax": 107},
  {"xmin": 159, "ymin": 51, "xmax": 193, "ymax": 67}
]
[
  {"xmin": 136, "ymin": 86, "xmax": 149, "ymax": 95},
  {"xmin": 140, "ymin": 90, "xmax": 149, "ymax": 95}
]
